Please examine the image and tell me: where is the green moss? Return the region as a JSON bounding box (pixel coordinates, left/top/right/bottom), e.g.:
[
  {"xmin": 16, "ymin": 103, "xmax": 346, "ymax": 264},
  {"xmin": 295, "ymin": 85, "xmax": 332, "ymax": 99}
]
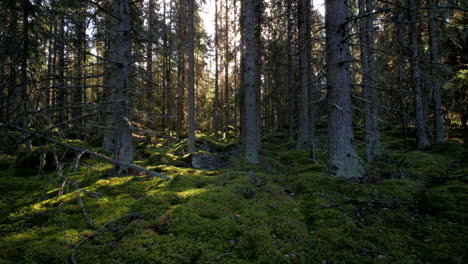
[
  {"xmin": 1, "ymin": 133, "xmax": 467, "ymax": 263},
  {"xmin": 422, "ymin": 181, "xmax": 468, "ymax": 223}
]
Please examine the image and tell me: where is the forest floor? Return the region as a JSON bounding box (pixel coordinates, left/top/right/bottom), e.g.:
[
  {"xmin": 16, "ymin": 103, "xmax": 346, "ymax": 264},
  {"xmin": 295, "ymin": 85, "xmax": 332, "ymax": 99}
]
[{"xmin": 0, "ymin": 129, "xmax": 467, "ymax": 264}]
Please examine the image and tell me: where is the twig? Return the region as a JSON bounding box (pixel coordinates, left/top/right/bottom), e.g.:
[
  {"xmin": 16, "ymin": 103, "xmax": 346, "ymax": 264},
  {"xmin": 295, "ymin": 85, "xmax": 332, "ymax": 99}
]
[{"xmin": 70, "ymin": 212, "xmax": 140, "ymax": 262}]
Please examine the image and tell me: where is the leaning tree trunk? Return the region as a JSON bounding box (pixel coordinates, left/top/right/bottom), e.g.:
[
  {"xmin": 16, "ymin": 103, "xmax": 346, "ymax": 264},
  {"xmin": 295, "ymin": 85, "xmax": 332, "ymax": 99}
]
[
  {"xmin": 187, "ymin": 0, "xmax": 196, "ymax": 153},
  {"xmin": 108, "ymin": 0, "xmax": 134, "ymax": 174},
  {"xmin": 326, "ymin": 0, "xmax": 364, "ymax": 179},
  {"xmin": 408, "ymin": 0, "xmax": 430, "ymax": 150},
  {"xmin": 428, "ymin": 0, "xmax": 444, "ymax": 143},
  {"xmin": 243, "ymin": 0, "xmax": 259, "ymax": 164}
]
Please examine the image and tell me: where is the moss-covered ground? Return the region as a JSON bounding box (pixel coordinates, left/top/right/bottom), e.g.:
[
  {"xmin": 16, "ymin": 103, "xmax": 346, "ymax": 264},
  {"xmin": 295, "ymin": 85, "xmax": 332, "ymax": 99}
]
[{"xmin": 0, "ymin": 131, "xmax": 467, "ymax": 263}]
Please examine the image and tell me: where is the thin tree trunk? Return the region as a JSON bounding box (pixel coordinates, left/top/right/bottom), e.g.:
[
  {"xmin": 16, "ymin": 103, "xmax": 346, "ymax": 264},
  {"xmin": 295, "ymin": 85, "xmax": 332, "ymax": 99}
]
[
  {"xmin": 243, "ymin": 0, "xmax": 259, "ymax": 164},
  {"xmin": 366, "ymin": 0, "xmax": 381, "ymax": 158},
  {"xmin": 214, "ymin": 0, "xmax": 220, "ymax": 135},
  {"xmin": 20, "ymin": 0, "xmax": 32, "ymax": 152},
  {"xmin": 428, "ymin": 0, "xmax": 444, "ymax": 143},
  {"xmin": 360, "ymin": 0, "xmax": 381, "ymax": 161},
  {"xmin": 395, "ymin": 0, "xmax": 408, "ymax": 144},
  {"xmin": 326, "ymin": 0, "xmax": 364, "ymax": 178},
  {"xmin": 73, "ymin": 14, "xmax": 86, "ymax": 138},
  {"xmin": 297, "ymin": 0, "xmax": 310, "ymax": 149},
  {"xmin": 146, "ymin": 0, "xmax": 155, "ymax": 133},
  {"xmin": 57, "ymin": 15, "xmax": 66, "ymax": 125},
  {"xmin": 287, "ymin": 0, "xmax": 295, "ymax": 143},
  {"xmin": 408, "ymin": 0, "xmax": 430, "ymax": 150},
  {"xmin": 224, "ymin": 0, "xmax": 230, "ymax": 135},
  {"xmin": 176, "ymin": 0, "xmax": 186, "ymax": 137},
  {"xmin": 187, "ymin": 0, "xmax": 196, "ymax": 153},
  {"xmin": 239, "ymin": 0, "xmax": 246, "ymax": 140}
]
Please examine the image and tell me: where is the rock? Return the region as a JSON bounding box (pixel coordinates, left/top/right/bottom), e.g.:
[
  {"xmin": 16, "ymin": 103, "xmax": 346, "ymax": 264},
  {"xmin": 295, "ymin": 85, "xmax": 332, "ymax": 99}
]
[
  {"xmin": 377, "ymin": 254, "xmax": 386, "ymax": 260},
  {"xmin": 191, "ymin": 152, "xmax": 224, "ymax": 170}
]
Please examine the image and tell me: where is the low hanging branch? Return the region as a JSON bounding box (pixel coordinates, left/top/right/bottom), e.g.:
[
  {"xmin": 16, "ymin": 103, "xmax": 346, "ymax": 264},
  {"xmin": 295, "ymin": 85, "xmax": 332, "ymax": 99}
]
[{"xmin": 0, "ymin": 123, "xmax": 171, "ymax": 181}]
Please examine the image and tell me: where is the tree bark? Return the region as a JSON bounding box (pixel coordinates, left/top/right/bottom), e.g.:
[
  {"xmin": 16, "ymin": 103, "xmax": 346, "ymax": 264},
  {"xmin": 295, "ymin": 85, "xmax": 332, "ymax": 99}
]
[
  {"xmin": 224, "ymin": 0, "xmax": 230, "ymax": 135},
  {"xmin": 187, "ymin": 0, "xmax": 196, "ymax": 153},
  {"xmin": 176, "ymin": 0, "xmax": 186, "ymax": 138},
  {"xmin": 326, "ymin": 0, "xmax": 364, "ymax": 178},
  {"xmin": 286, "ymin": 0, "xmax": 295, "ymax": 143},
  {"xmin": 72, "ymin": 10, "xmax": 86, "ymax": 138},
  {"xmin": 408, "ymin": 0, "xmax": 430, "ymax": 150},
  {"xmin": 428, "ymin": 0, "xmax": 444, "ymax": 143},
  {"xmin": 359, "ymin": 0, "xmax": 381, "ymax": 161},
  {"xmin": 243, "ymin": 0, "xmax": 259, "ymax": 164},
  {"xmin": 395, "ymin": 0, "xmax": 408, "ymax": 144},
  {"xmin": 214, "ymin": 0, "xmax": 220, "ymax": 135},
  {"xmin": 20, "ymin": 0, "xmax": 32, "ymax": 152},
  {"xmin": 108, "ymin": 0, "xmax": 134, "ymax": 173},
  {"xmin": 297, "ymin": 0, "xmax": 311, "ymax": 150},
  {"xmin": 146, "ymin": 0, "xmax": 155, "ymax": 132}
]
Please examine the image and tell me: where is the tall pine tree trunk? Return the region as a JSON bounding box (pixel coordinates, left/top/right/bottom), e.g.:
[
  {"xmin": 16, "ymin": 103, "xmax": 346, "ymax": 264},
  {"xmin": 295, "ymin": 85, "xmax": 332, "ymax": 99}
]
[
  {"xmin": 286, "ymin": 0, "xmax": 295, "ymax": 143},
  {"xmin": 108, "ymin": 0, "xmax": 134, "ymax": 173},
  {"xmin": 20, "ymin": 0, "xmax": 32, "ymax": 152},
  {"xmin": 297, "ymin": 0, "xmax": 310, "ymax": 149},
  {"xmin": 243, "ymin": 0, "xmax": 259, "ymax": 164},
  {"xmin": 214, "ymin": 0, "xmax": 220, "ymax": 135},
  {"xmin": 176, "ymin": 0, "xmax": 186, "ymax": 138},
  {"xmin": 224, "ymin": 0, "xmax": 230, "ymax": 135},
  {"xmin": 428, "ymin": 0, "xmax": 444, "ymax": 143},
  {"xmin": 187, "ymin": 0, "xmax": 196, "ymax": 153},
  {"xmin": 408, "ymin": 0, "xmax": 430, "ymax": 150},
  {"xmin": 326, "ymin": 0, "xmax": 364, "ymax": 178},
  {"xmin": 359, "ymin": 0, "xmax": 381, "ymax": 161}
]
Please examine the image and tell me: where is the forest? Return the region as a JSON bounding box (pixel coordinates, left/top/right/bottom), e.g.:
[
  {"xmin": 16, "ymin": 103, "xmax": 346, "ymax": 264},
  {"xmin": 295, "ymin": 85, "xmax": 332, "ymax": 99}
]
[{"xmin": 0, "ymin": 0, "xmax": 467, "ymax": 263}]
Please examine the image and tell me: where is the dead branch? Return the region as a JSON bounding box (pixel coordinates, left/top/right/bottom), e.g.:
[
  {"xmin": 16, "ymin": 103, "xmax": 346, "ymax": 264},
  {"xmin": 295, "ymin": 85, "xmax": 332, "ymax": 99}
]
[{"xmin": 0, "ymin": 123, "xmax": 171, "ymax": 180}]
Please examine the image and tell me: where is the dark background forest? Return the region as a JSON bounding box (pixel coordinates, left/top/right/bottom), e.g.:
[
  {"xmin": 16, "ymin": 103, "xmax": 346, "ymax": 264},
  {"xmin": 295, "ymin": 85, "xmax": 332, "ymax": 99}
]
[{"xmin": 0, "ymin": 0, "xmax": 467, "ymax": 263}]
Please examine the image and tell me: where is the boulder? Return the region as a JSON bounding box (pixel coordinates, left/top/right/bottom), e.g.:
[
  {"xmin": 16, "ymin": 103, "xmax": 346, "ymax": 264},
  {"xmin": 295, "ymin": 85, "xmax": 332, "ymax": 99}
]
[{"xmin": 191, "ymin": 152, "xmax": 224, "ymax": 170}]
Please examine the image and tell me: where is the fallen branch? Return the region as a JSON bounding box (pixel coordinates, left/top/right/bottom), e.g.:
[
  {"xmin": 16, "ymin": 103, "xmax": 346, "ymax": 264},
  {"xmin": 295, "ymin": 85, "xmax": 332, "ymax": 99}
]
[
  {"xmin": 70, "ymin": 212, "xmax": 140, "ymax": 264},
  {"xmin": 0, "ymin": 123, "xmax": 171, "ymax": 180}
]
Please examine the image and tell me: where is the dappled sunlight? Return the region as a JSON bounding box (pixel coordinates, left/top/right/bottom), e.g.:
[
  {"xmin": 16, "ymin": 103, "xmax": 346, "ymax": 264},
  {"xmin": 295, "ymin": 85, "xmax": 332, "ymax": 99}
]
[{"xmin": 1, "ymin": 132, "xmax": 467, "ymax": 263}]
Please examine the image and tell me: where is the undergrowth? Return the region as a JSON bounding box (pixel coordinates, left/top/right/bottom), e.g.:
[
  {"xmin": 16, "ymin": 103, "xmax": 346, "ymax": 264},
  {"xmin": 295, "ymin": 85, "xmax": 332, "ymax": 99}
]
[{"xmin": 0, "ymin": 131, "xmax": 467, "ymax": 263}]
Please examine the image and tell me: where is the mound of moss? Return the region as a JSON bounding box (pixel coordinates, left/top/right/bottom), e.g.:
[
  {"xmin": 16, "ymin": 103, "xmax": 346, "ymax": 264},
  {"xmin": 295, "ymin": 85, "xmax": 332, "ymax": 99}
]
[{"xmin": 0, "ymin": 134, "xmax": 467, "ymax": 263}]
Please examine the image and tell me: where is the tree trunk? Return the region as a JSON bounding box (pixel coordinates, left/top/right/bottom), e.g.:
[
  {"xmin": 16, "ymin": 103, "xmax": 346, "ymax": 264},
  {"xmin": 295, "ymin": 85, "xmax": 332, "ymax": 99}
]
[
  {"xmin": 359, "ymin": 0, "xmax": 381, "ymax": 161},
  {"xmin": 20, "ymin": 0, "xmax": 32, "ymax": 152},
  {"xmin": 224, "ymin": 0, "xmax": 230, "ymax": 135},
  {"xmin": 146, "ymin": 0, "xmax": 155, "ymax": 132},
  {"xmin": 187, "ymin": 0, "xmax": 196, "ymax": 153},
  {"xmin": 214, "ymin": 0, "xmax": 220, "ymax": 135},
  {"xmin": 243, "ymin": 0, "xmax": 259, "ymax": 164},
  {"xmin": 57, "ymin": 15, "xmax": 66, "ymax": 125},
  {"xmin": 108, "ymin": 0, "xmax": 134, "ymax": 174},
  {"xmin": 408, "ymin": 0, "xmax": 430, "ymax": 150},
  {"xmin": 176, "ymin": 0, "xmax": 186, "ymax": 138},
  {"xmin": 297, "ymin": 0, "xmax": 311, "ymax": 149},
  {"xmin": 239, "ymin": 0, "xmax": 246, "ymax": 140},
  {"xmin": 326, "ymin": 0, "xmax": 364, "ymax": 178},
  {"xmin": 73, "ymin": 13, "xmax": 86, "ymax": 138},
  {"xmin": 428, "ymin": 0, "xmax": 444, "ymax": 143},
  {"xmin": 395, "ymin": 0, "xmax": 408, "ymax": 144}
]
